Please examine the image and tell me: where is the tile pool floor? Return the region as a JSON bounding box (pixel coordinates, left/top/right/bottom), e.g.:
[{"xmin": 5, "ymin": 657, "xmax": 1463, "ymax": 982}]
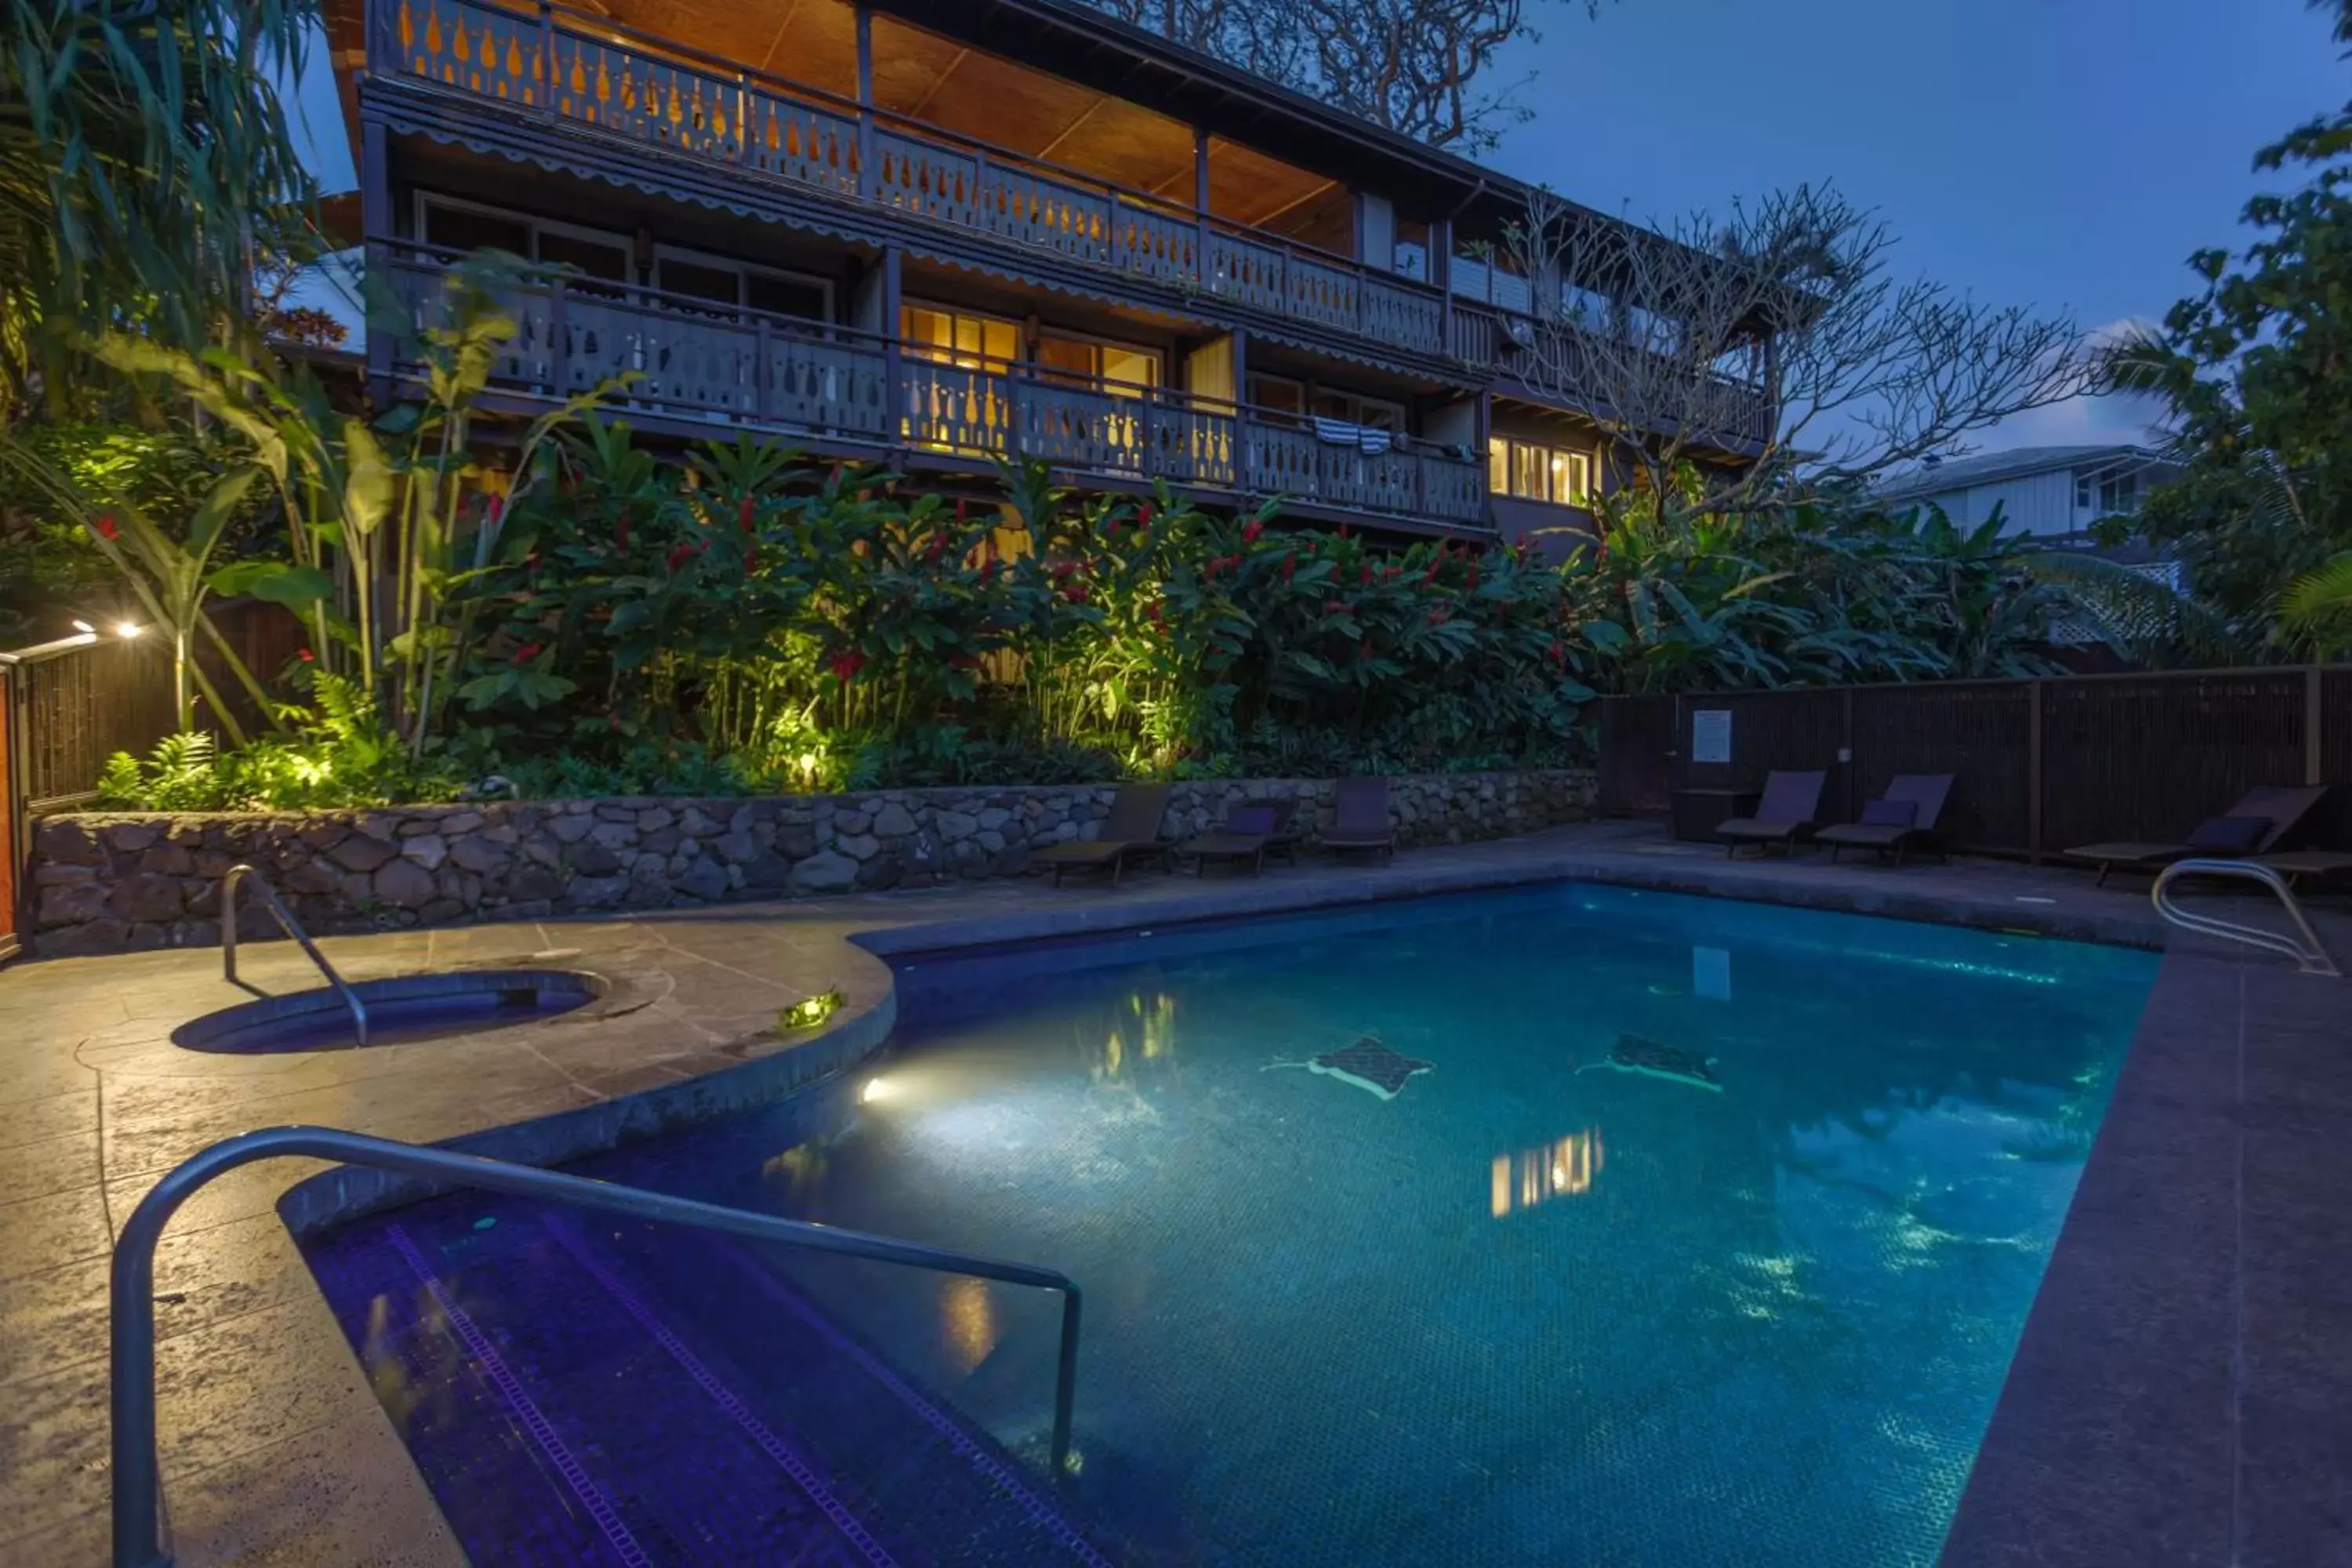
[{"xmin": 0, "ymin": 820, "xmax": 2344, "ymax": 1566}]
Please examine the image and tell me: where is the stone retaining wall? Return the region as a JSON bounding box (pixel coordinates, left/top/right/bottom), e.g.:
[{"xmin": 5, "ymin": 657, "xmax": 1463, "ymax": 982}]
[{"xmin": 27, "ymin": 769, "xmax": 1595, "ymax": 956}]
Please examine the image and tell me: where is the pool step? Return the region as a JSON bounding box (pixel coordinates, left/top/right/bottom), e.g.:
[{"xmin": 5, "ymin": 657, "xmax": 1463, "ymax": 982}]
[{"xmin": 314, "ymin": 1204, "xmax": 1116, "ymax": 1566}]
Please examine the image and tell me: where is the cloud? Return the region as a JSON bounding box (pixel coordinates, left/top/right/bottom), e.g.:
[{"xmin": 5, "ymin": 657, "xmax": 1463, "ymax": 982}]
[{"xmin": 1977, "ymin": 316, "xmax": 2173, "ymax": 452}]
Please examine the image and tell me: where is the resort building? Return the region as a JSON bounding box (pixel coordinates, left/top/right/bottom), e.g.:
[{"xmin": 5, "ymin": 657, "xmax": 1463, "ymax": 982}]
[{"xmin": 322, "ymin": 0, "xmax": 1774, "ymax": 550}]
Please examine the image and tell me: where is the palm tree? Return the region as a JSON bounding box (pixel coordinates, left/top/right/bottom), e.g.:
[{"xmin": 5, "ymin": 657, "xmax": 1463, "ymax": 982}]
[{"xmin": 1, "ymin": 0, "xmax": 318, "ymax": 418}]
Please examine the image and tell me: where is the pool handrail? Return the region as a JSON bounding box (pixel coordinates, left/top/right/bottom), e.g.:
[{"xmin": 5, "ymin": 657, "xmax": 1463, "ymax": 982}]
[
  {"xmin": 2151, "ymin": 857, "xmax": 2342, "ymax": 977},
  {"xmin": 111, "ymin": 1125, "xmax": 1084, "ymax": 1568},
  {"xmin": 220, "ymin": 864, "xmax": 371, "ymax": 1044}
]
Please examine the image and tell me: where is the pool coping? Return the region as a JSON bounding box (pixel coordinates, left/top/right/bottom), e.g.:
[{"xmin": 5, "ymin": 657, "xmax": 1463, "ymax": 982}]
[
  {"xmin": 1939, "ymin": 906, "xmax": 2352, "ymax": 1568},
  {"xmin": 2, "ymin": 821, "xmax": 2318, "ymax": 1566}
]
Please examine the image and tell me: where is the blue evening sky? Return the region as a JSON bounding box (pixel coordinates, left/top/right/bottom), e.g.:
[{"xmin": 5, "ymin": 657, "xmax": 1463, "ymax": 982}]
[
  {"xmin": 288, "ymin": 0, "xmax": 2348, "ymax": 452},
  {"xmin": 1491, "ymin": 0, "xmax": 2348, "ymax": 449}
]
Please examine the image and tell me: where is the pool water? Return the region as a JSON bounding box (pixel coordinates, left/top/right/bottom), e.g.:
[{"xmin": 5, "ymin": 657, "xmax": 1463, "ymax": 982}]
[{"xmin": 307, "ymin": 884, "xmax": 2157, "ymax": 1566}]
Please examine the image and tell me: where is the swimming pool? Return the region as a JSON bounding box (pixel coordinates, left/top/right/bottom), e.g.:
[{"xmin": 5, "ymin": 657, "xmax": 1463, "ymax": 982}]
[{"xmin": 306, "ymin": 884, "xmax": 2158, "ymax": 1566}]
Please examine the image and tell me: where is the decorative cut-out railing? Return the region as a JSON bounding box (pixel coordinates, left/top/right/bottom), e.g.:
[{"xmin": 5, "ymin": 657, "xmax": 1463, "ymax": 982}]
[
  {"xmin": 381, "ymin": 244, "xmax": 1486, "ymax": 528},
  {"xmin": 373, "ymin": 0, "xmax": 1456, "ymax": 359}
]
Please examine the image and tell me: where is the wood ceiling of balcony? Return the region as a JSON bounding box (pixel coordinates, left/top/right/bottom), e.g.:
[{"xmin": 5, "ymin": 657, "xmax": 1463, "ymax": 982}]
[
  {"xmin": 334, "ymin": 0, "xmax": 1353, "ymax": 252},
  {"xmin": 618, "ymin": 0, "xmax": 1350, "ymax": 245}
]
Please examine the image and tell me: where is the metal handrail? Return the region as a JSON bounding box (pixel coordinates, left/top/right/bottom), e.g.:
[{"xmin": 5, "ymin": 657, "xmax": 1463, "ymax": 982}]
[
  {"xmin": 2151, "ymin": 858, "xmax": 2342, "ymax": 977},
  {"xmin": 220, "ymin": 864, "xmax": 371, "ymax": 1045},
  {"xmin": 111, "ymin": 1125, "xmax": 1083, "ymax": 1568}
]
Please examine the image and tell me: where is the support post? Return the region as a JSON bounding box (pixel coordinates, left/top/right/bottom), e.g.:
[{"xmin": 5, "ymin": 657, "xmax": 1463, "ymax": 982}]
[
  {"xmin": 2027, "ymin": 678, "xmax": 2045, "ymax": 863},
  {"xmin": 547, "ymin": 276, "xmax": 569, "ymax": 398},
  {"xmin": 361, "ymin": 119, "xmax": 394, "ymax": 409},
  {"xmin": 1840, "ymin": 686, "xmax": 1856, "ymax": 822},
  {"xmin": 2307, "ymin": 665, "xmax": 2325, "ymax": 786},
  {"xmin": 855, "ymin": 5, "xmax": 875, "ymax": 200},
  {"xmin": 1192, "ymin": 128, "xmax": 1210, "ymax": 288},
  {"xmin": 753, "ymin": 315, "xmax": 772, "ymax": 423},
  {"xmin": 881, "ymin": 246, "xmax": 903, "ymax": 449}
]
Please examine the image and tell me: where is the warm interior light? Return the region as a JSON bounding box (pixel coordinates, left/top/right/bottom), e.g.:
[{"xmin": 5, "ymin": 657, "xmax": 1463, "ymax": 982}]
[
  {"xmin": 114, "ymin": 622, "xmax": 142, "ymax": 640},
  {"xmin": 71, "ymin": 619, "xmax": 95, "ymax": 634}
]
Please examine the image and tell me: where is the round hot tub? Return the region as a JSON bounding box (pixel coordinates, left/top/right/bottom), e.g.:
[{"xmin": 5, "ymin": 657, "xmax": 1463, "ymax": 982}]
[{"xmin": 174, "ymin": 969, "xmax": 604, "ymax": 1054}]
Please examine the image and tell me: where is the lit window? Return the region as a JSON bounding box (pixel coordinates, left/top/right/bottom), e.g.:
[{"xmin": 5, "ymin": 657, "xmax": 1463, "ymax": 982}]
[
  {"xmin": 1488, "ymin": 437, "xmax": 1594, "ymax": 506},
  {"xmin": 902, "ymin": 305, "xmax": 1018, "ymax": 368}
]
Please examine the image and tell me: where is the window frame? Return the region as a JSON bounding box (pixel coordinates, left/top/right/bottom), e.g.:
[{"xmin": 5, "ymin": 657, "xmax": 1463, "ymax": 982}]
[
  {"xmin": 1488, "ymin": 435, "xmax": 1597, "ymax": 509},
  {"xmin": 651, "ymin": 241, "xmax": 833, "ymax": 325},
  {"xmin": 415, "ymin": 192, "xmax": 632, "ymax": 282}
]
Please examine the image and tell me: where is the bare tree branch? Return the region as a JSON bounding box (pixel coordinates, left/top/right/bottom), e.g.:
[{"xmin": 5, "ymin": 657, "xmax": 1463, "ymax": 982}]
[
  {"xmin": 1084, "ymin": 0, "xmax": 1603, "ymax": 151},
  {"xmin": 1503, "ymin": 184, "xmax": 2095, "ymax": 511}
]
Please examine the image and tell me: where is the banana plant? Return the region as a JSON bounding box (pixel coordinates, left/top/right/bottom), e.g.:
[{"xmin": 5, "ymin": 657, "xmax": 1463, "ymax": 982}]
[{"xmin": 0, "ymin": 438, "xmax": 271, "ymax": 739}]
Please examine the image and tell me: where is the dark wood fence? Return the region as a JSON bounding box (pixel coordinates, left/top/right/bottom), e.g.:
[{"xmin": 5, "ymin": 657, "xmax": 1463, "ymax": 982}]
[
  {"xmin": 13, "ymin": 637, "xmax": 178, "ymax": 813},
  {"xmin": 5, "ymin": 601, "xmax": 307, "ymax": 815},
  {"xmin": 1597, "ymin": 666, "xmax": 2352, "ymax": 858}
]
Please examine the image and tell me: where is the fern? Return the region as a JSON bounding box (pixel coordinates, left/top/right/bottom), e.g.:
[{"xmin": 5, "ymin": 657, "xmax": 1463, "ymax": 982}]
[{"xmin": 93, "ymin": 731, "xmax": 232, "ymax": 811}]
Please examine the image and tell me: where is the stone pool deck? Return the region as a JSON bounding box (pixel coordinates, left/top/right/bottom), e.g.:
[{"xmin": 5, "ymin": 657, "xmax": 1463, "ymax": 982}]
[{"xmin": 0, "ymin": 820, "xmax": 2343, "ymax": 1566}]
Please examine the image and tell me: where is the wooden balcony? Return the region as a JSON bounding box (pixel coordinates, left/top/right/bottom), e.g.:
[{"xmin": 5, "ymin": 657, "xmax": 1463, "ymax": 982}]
[
  {"xmin": 381, "ymin": 245, "xmax": 1488, "ymax": 531},
  {"xmin": 370, "ymin": 0, "xmax": 1459, "ymax": 364}
]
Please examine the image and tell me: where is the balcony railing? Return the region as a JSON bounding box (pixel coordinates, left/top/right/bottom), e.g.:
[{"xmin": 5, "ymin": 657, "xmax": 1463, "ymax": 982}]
[
  {"xmin": 372, "ymin": 0, "xmax": 1455, "ymax": 360},
  {"xmin": 381, "ymin": 244, "xmax": 1487, "ymax": 529}
]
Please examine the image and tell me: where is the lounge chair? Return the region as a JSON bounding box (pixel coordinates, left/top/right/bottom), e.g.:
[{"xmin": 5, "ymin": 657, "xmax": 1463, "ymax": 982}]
[
  {"xmin": 1178, "ymin": 804, "xmax": 1282, "ymax": 877},
  {"xmin": 1817, "ymin": 774, "xmax": 1955, "ymax": 867},
  {"xmin": 2064, "ymin": 783, "xmax": 2329, "ymax": 887},
  {"xmin": 1243, "ymin": 797, "xmax": 1303, "ymax": 864},
  {"xmin": 1035, "ymin": 782, "xmax": 1175, "ymax": 887},
  {"xmin": 1319, "ymin": 776, "xmax": 1395, "ymax": 862},
  {"xmin": 2261, "ymin": 848, "xmax": 2352, "ymax": 891},
  {"xmin": 1715, "ymin": 771, "xmax": 1828, "ymax": 857}
]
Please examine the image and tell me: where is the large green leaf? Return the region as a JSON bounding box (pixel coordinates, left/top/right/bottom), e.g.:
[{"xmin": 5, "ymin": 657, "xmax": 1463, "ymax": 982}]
[{"xmin": 207, "ymin": 559, "xmax": 336, "ymax": 609}]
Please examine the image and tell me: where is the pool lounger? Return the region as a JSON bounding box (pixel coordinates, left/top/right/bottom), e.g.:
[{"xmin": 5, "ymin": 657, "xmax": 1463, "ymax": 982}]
[
  {"xmin": 1035, "ymin": 782, "xmax": 1177, "ymax": 887},
  {"xmin": 2064, "ymin": 783, "xmax": 2328, "ymax": 887},
  {"xmin": 1716, "ymin": 770, "xmax": 1828, "ymax": 858}
]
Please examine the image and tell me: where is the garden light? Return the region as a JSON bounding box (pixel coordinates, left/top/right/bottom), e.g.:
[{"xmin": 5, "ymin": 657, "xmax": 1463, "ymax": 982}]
[{"xmin": 115, "ymin": 621, "xmax": 143, "ymax": 639}]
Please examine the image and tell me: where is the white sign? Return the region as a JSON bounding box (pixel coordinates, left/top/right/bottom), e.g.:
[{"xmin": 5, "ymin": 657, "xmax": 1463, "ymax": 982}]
[{"xmin": 1691, "ymin": 709, "xmax": 1733, "ymax": 764}]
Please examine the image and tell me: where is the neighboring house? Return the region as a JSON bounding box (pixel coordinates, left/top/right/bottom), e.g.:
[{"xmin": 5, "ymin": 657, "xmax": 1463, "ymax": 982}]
[
  {"xmin": 1877, "ymin": 446, "xmax": 2194, "ymax": 660},
  {"xmin": 1875, "ymin": 445, "xmax": 2183, "ymax": 539},
  {"xmin": 321, "ymin": 0, "xmax": 1772, "ymax": 547}
]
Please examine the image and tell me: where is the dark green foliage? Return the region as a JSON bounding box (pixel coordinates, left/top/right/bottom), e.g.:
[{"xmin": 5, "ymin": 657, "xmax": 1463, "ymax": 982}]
[{"xmin": 2108, "ymin": 7, "xmax": 2352, "ymax": 652}]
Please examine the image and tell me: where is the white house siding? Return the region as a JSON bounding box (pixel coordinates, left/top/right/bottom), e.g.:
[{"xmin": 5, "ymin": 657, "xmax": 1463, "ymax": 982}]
[{"xmin": 1907, "ymin": 468, "xmax": 2082, "ymax": 536}]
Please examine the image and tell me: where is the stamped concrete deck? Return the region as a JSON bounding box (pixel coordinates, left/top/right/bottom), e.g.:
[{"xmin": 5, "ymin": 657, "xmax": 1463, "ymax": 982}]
[{"xmin": 0, "ymin": 820, "xmax": 2343, "ymax": 1566}]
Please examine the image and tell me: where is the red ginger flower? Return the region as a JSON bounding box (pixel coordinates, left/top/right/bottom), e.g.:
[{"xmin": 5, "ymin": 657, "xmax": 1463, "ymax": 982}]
[
  {"xmin": 511, "ymin": 641, "xmax": 544, "ymax": 665},
  {"xmin": 739, "ymin": 496, "xmax": 755, "ymax": 535},
  {"xmin": 93, "ymin": 512, "xmax": 120, "ymax": 541},
  {"xmin": 1322, "ymin": 600, "xmax": 1346, "ymax": 617},
  {"xmin": 829, "ymin": 648, "xmax": 866, "ymax": 682},
  {"xmin": 1241, "ymin": 518, "xmax": 1264, "ymax": 545},
  {"xmin": 667, "ymin": 543, "xmax": 695, "ymax": 571},
  {"xmin": 296, "ymin": 647, "xmax": 315, "ymax": 662}
]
